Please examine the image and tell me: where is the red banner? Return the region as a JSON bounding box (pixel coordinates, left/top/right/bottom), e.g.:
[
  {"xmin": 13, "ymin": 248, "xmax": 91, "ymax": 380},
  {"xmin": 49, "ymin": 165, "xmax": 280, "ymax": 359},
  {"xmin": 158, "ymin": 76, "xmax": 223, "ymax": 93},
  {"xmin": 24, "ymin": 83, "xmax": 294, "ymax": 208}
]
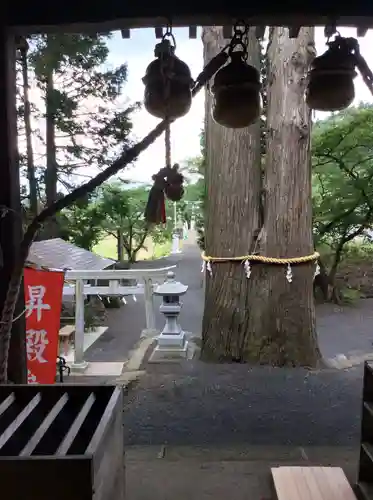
[{"xmin": 24, "ymin": 268, "xmax": 64, "ymax": 384}]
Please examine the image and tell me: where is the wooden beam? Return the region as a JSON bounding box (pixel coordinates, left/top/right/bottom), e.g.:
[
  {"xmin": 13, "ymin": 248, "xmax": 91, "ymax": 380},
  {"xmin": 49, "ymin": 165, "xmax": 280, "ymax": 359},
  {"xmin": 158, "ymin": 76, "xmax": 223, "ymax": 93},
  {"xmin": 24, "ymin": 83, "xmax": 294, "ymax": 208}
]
[
  {"xmin": 8, "ymin": 0, "xmax": 373, "ymax": 34},
  {"xmin": 10, "ymin": 16, "xmax": 373, "ymax": 35},
  {"xmin": 357, "ymin": 25, "xmax": 369, "ymax": 36},
  {"xmin": 155, "ymin": 26, "xmax": 163, "ymax": 38},
  {"xmin": 120, "ymin": 29, "xmax": 130, "ymax": 38},
  {"xmin": 188, "ymin": 26, "xmax": 197, "ymax": 38},
  {"xmin": 255, "ymin": 26, "xmax": 266, "ymax": 39},
  {"xmin": 288, "ymin": 26, "xmax": 301, "ymax": 37},
  {"xmin": 222, "ymin": 26, "xmax": 232, "ymax": 39},
  {"xmin": 0, "ymin": 26, "xmax": 26, "ymax": 384}
]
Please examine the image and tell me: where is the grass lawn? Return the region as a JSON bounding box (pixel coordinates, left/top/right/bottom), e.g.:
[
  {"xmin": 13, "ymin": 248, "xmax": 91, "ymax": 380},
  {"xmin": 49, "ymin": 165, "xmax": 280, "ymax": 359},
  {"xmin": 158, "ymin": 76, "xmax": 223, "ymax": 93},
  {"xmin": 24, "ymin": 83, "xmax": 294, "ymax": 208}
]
[{"xmin": 93, "ymin": 235, "xmax": 172, "ymax": 261}]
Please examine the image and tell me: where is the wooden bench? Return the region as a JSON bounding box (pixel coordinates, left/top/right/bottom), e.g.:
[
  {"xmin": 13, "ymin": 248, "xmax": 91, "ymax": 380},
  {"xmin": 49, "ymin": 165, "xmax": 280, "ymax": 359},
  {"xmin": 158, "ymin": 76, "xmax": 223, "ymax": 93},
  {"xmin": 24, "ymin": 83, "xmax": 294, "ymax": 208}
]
[
  {"xmin": 59, "ymin": 325, "xmax": 75, "ymax": 355},
  {"xmin": 272, "ymin": 466, "xmax": 357, "ymax": 500}
]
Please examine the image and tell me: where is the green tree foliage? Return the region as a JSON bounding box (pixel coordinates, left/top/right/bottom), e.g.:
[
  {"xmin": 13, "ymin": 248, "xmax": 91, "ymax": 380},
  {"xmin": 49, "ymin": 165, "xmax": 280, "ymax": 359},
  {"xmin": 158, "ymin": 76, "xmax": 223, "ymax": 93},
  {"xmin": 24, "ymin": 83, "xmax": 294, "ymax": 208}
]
[
  {"xmin": 96, "ymin": 183, "xmax": 171, "ymax": 263},
  {"xmin": 312, "ymin": 104, "xmax": 373, "ymax": 300},
  {"xmin": 177, "ymin": 157, "xmax": 204, "ymax": 230},
  {"xmin": 95, "ymin": 182, "xmax": 132, "ymax": 261},
  {"xmin": 179, "ymin": 131, "xmax": 206, "ymax": 248},
  {"xmin": 17, "ymin": 33, "xmax": 137, "ymax": 218},
  {"xmin": 58, "ymin": 195, "xmax": 104, "ymax": 250},
  {"xmin": 59, "ymin": 181, "xmax": 174, "ymax": 263}
]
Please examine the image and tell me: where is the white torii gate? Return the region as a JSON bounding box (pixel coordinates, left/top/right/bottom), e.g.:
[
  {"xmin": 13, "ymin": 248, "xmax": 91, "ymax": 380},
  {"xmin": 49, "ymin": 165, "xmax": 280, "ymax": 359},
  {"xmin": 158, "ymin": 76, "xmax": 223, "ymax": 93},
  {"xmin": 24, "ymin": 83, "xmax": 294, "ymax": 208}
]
[{"xmin": 63, "ymin": 266, "xmax": 176, "ymax": 371}]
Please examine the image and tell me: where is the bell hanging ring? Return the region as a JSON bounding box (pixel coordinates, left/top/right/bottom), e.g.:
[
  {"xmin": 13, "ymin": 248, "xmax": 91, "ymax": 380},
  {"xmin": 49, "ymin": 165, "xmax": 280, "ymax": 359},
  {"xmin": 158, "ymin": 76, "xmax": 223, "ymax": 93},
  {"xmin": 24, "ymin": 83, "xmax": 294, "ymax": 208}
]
[
  {"xmin": 306, "ymin": 36, "xmax": 357, "ymax": 112},
  {"xmin": 211, "ymin": 50, "xmax": 261, "ymax": 129},
  {"xmin": 142, "ymin": 38, "xmax": 194, "ymax": 120}
]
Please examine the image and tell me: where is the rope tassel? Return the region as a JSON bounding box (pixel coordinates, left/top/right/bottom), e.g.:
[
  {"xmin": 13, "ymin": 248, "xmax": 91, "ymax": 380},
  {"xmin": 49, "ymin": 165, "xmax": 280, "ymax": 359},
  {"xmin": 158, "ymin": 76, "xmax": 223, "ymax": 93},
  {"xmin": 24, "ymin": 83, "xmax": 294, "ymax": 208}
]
[
  {"xmin": 144, "ymin": 163, "xmax": 184, "ymax": 225},
  {"xmin": 144, "ymin": 181, "xmax": 167, "ymax": 224}
]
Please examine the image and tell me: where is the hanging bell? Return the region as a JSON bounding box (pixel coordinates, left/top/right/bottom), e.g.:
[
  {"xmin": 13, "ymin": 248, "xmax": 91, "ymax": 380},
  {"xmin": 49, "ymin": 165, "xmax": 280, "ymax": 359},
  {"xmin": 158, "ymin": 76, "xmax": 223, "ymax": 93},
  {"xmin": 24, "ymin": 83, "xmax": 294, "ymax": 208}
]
[
  {"xmin": 211, "ymin": 50, "xmax": 261, "ymax": 128},
  {"xmin": 306, "ymin": 37, "xmax": 357, "ymax": 112},
  {"xmin": 142, "ymin": 39, "xmax": 193, "ymax": 120}
]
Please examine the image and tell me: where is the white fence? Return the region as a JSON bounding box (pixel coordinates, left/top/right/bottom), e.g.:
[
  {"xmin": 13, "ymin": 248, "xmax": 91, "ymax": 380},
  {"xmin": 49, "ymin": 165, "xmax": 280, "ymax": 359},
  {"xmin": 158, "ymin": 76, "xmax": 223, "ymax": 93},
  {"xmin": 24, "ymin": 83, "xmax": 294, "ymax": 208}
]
[{"xmin": 63, "ymin": 266, "xmax": 176, "ymax": 370}]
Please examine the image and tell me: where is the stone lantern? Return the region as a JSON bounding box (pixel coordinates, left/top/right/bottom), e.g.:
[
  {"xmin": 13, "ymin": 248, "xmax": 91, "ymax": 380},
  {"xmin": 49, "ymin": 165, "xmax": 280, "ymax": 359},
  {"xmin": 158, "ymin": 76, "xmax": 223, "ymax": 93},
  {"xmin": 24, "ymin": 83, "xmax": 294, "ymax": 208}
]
[{"xmin": 150, "ymin": 270, "xmax": 188, "ymax": 361}]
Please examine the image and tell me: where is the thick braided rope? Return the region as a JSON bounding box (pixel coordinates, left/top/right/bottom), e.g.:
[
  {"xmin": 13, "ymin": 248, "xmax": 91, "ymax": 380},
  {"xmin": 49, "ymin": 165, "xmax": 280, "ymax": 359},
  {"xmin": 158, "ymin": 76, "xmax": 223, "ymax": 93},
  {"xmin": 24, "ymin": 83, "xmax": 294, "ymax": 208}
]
[{"xmin": 201, "ymin": 251, "xmax": 320, "ymax": 265}]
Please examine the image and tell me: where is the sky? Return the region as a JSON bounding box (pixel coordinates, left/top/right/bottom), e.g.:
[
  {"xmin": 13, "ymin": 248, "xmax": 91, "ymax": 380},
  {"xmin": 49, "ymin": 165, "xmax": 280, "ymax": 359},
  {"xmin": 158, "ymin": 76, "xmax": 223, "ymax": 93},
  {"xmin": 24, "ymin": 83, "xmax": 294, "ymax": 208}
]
[{"xmin": 104, "ymin": 26, "xmax": 373, "ymax": 185}]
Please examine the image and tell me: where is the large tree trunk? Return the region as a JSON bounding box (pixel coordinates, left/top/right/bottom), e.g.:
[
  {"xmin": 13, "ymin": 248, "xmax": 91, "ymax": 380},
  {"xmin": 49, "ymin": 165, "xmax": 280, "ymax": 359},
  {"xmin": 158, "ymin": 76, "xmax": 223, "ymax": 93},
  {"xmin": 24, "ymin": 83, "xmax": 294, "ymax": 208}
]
[
  {"xmin": 45, "ymin": 71, "xmax": 57, "ymax": 206},
  {"xmin": 201, "ymin": 27, "xmax": 262, "ymax": 361},
  {"xmin": 43, "ymin": 54, "xmax": 59, "ymax": 239},
  {"xmin": 0, "ymin": 33, "xmax": 27, "ymax": 383},
  {"xmin": 245, "ymin": 27, "xmax": 321, "ymax": 366},
  {"xmin": 20, "ymin": 47, "xmax": 38, "ymax": 218}
]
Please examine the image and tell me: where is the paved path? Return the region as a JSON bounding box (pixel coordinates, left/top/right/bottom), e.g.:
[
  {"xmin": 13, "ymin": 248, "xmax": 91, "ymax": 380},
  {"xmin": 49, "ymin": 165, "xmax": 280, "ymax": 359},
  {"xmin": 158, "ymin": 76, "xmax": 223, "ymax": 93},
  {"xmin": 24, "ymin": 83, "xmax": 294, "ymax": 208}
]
[
  {"xmin": 126, "ymin": 444, "xmax": 358, "ymax": 500},
  {"xmin": 83, "ymin": 255, "xmax": 180, "ymax": 364},
  {"xmin": 124, "ymin": 362, "xmax": 364, "ymax": 447},
  {"xmin": 84, "ymin": 237, "xmax": 203, "ymax": 365}
]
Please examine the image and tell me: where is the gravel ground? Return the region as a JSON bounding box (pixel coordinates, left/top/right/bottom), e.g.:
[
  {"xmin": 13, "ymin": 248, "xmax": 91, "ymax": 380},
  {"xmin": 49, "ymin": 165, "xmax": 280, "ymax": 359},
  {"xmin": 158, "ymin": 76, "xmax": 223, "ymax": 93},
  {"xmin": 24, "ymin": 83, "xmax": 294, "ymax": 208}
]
[{"xmin": 123, "ymin": 362, "xmax": 364, "ymax": 447}]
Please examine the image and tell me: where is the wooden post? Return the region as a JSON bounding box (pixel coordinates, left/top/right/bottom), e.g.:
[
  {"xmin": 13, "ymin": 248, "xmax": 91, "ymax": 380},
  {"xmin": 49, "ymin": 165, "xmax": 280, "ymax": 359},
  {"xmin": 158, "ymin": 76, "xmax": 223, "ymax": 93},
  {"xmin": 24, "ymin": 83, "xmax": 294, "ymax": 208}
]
[
  {"xmin": 0, "ymin": 26, "xmax": 26, "ymax": 383},
  {"xmin": 143, "ymin": 277, "xmax": 156, "ymax": 336},
  {"xmin": 71, "ymin": 279, "xmax": 88, "ymax": 372}
]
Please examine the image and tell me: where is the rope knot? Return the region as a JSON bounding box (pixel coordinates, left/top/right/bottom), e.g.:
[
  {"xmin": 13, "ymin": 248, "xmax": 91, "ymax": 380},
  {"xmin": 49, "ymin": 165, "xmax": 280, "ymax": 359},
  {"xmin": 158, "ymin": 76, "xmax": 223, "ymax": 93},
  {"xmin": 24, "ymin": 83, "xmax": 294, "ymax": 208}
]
[{"xmin": 144, "ymin": 164, "xmax": 184, "ymax": 225}]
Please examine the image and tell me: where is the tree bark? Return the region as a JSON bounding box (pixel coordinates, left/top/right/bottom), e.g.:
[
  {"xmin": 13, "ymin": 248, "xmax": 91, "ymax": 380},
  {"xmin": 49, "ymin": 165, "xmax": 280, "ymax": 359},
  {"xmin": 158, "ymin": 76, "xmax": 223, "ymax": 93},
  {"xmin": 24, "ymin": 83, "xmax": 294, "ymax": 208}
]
[
  {"xmin": 117, "ymin": 228, "xmax": 124, "ymax": 261},
  {"xmin": 45, "ymin": 72, "xmax": 57, "ymax": 206},
  {"xmin": 20, "ymin": 47, "xmax": 38, "ymax": 218},
  {"xmin": 245, "ymin": 27, "xmax": 321, "ymax": 366},
  {"xmin": 0, "ymin": 31, "xmax": 27, "ymax": 383},
  {"xmin": 44, "ymin": 50, "xmax": 59, "ymax": 238},
  {"xmin": 201, "ymin": 27, "xmax": 262, "ymax": 361}
]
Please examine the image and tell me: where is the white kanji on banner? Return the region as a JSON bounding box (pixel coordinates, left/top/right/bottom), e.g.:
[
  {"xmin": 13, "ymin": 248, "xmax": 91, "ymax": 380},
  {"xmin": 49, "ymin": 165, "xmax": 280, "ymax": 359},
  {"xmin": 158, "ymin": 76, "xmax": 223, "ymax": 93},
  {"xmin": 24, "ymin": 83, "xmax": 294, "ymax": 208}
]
[
  {"xmin": 26, "ymin": 329, "xmax": 49, "ymax": 363},
  {"xmin": 26, "ymin": 285, "xmax": 51, "ymax": 321},
  {"xmin": 27, "ymin": 369, "xmax": 38, "ymax": 384}
]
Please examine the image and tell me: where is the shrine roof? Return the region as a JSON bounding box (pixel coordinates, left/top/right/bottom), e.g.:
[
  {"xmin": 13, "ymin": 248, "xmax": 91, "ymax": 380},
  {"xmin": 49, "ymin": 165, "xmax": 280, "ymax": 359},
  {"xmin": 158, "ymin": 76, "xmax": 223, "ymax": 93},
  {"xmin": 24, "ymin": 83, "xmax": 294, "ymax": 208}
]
[
  {"xmin": 8, "ymin": 0, "xmax": 373, "ymax": 33},
  {"xmin": 27, "ymin": 238, "xmax": 115, "ymax": 271}
]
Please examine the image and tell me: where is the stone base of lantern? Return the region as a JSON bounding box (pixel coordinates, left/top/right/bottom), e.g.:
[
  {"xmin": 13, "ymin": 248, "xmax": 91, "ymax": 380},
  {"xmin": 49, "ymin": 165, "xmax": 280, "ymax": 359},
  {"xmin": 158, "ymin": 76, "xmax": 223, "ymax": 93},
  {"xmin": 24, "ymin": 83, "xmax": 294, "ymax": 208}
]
[{"xmin": 149, "ymin": 332, "xmax": 189, "ymax": 363}]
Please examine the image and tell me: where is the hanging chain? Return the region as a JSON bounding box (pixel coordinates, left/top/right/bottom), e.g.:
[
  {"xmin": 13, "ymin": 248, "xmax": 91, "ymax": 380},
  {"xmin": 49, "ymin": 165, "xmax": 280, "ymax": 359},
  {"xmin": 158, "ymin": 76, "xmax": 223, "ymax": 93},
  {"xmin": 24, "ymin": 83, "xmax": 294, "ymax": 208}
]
[{"xmin": 228, "ymin": 20, "xmax": 250, "ymax": 61}]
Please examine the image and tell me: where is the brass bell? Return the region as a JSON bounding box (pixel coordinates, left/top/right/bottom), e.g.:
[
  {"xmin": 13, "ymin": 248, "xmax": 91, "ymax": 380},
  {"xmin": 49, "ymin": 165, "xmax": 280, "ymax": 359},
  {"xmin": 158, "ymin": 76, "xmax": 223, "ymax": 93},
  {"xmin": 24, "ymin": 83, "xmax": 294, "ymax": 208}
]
[
  {"xmin": 211, "ymin": 50, "xmax": 261, "ymax": 128},
  {"xmin": 306, "ymin": 37, "xmax": 357, "ymax": 112},
  {"xmin": 142, "ymin": 39, "xmax": 193, "ymax": 120}
]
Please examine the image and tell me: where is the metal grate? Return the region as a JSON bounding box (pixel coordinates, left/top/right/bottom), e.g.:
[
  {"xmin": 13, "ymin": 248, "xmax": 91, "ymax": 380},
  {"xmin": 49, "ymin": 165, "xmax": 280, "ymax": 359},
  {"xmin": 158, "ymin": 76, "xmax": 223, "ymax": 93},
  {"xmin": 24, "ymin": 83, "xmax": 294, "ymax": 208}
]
[{"xmin": 0, "ymin": 385, "xmax": 115, "ymax": 457}]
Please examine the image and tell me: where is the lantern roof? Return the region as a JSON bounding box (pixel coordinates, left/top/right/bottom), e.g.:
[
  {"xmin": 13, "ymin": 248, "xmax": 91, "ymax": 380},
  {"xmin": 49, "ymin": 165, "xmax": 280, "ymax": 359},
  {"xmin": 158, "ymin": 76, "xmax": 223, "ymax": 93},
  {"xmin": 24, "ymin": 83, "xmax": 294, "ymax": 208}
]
[{"xmin": 154, "ymin": 271, "xmax": 188, "ymax": 296}]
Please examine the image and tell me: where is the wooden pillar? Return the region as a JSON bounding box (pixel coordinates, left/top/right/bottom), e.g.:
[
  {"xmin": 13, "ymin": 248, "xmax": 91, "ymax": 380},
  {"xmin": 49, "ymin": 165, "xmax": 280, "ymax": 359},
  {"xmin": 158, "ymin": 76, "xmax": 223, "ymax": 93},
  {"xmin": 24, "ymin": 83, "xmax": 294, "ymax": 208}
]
[
  {"xmin": 71, "ymin": 279, "xmax": 88, "ymax": 372},
  {"xmin": 0, "ymin": 26, "xmax": 27, "ymax": 383}
]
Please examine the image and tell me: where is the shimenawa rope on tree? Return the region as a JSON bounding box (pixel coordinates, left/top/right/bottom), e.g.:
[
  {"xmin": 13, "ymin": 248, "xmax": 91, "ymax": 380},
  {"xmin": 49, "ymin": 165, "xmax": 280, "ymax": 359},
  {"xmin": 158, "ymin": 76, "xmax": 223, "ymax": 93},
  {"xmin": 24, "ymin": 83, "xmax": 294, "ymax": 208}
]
[{"xmin": 201, "ymin": 251, "xmax": 321, "ymax": 283}]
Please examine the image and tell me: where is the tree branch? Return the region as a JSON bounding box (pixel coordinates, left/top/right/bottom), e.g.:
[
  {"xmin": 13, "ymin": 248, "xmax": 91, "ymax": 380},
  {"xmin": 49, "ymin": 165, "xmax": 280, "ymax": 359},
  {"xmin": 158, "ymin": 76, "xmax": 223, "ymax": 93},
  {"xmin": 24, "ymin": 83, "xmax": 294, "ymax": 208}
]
[{"xmin": 133, "ymin": 231, "xmax": 149, "ymax": 255}]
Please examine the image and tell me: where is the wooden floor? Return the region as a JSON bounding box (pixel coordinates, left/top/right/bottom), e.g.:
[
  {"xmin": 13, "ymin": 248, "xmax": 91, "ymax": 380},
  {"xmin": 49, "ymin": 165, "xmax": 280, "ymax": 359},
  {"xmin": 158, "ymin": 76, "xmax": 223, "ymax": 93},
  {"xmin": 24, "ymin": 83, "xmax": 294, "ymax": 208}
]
[{"xmin": 272, "ymin": 466, "xmax": 357, "ymax": 500}]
